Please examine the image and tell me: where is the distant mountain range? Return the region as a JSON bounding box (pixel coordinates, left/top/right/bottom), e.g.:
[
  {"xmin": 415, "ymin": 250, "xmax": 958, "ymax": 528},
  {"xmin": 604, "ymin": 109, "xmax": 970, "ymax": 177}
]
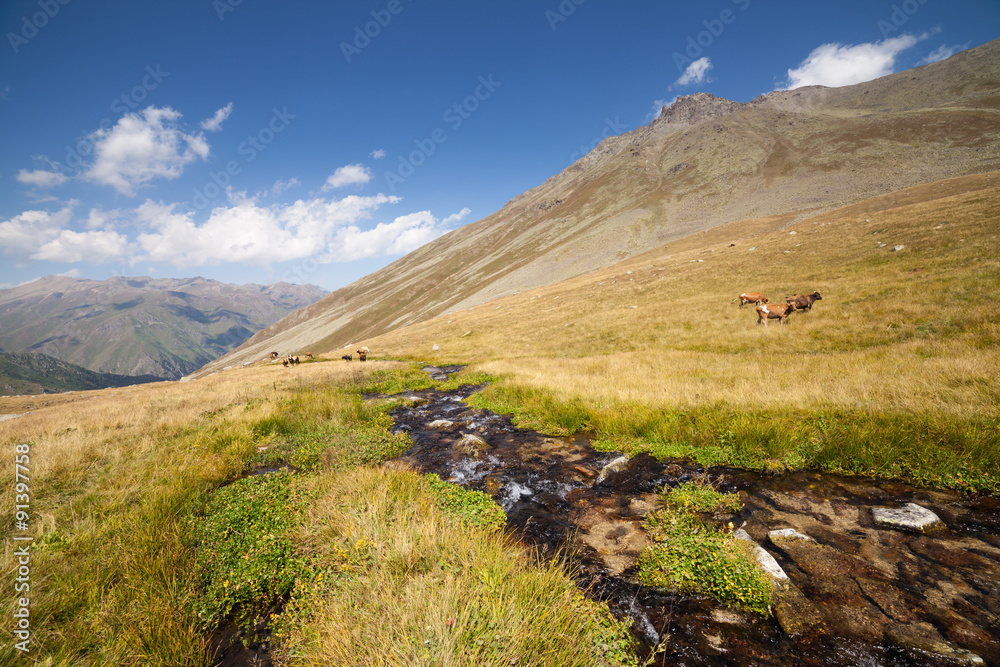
[
  {"xmin": 0, "ymin": 351, "xmax": 166, "ymax": 395},
  {"xmin": 0, "ymin": 276, "xmax": 327, "ymax": 381},
  {"xmin": 195, "ymin": 39, "xmax": 1000, "ymax": 377}
]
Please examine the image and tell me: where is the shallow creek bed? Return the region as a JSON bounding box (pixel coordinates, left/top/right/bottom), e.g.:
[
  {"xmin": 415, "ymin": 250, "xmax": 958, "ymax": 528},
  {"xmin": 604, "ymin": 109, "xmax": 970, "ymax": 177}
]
[{"xmin": 375, "ymin": 367, "xmax": 1000, "ymax": 666}]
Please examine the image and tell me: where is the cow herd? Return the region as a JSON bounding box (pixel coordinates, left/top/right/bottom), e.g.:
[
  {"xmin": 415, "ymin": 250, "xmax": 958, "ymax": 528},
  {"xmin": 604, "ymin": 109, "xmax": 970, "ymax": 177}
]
[
  {"xmin": 268, "ymin": 351, "xmax": 314, "ymax": 366},
  {"xmin": 733, "ymin": 290, "xmax": 823, "ymax": 326}
]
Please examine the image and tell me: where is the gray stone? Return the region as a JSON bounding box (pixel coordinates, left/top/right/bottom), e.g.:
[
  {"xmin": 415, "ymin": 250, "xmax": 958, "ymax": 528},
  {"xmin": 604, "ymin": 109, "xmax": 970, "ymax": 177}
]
[
  {"xmin": 768, "ymin": 528, "xmax": 814, "ymax": 544},
  {"xmin": 893, "ymin": 244, "xmax": 906, "ymax": 252},
  {"xmin": 871, "ymin": 502, "xmax": 943, "ymax": 533},
  {"xmin": 734, "ymin": 529, "xmax": 789, "ymax": 583},
  {"xmin": 594, "ymin": 455, "xmax": 630, "ymax": 485},
  {"xmin": 426, "ymin": 419, "xmax": 457, "ymax": 430},
  {"xmin": 456, "ymin": 433, "xmax": 489, "ymax": 457},
  {"xmin": 431, "ymin": 343, "xmax": 441, "ymax": 351}
]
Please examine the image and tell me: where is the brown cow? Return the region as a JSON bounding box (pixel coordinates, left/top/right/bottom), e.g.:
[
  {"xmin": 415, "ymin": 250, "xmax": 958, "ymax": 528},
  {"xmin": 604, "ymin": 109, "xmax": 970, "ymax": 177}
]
[
  {"xmin": 756, "ymin": 302, "xmax": 795, "ymax": 326},
  {"xmin": 786, "ymin": 291, "xmax": 822, "ymax": 311},
  {"xmin": 357, "ymin": 347, "xmax": 368, "ymax": 362},
  {"xmin": 732, "ymin": 292, "xmax": 768, "ymax": 309},
  {"xmin": 269, "ymin": 351, "xmax": 279, "ymax": 360},
  {"xmin": 341, "ymin": 354, "xmax": 353, "ymax": 362},
  {"xmin": 304, "ymin": 352, "xmax": 314, "ymax": 359}
]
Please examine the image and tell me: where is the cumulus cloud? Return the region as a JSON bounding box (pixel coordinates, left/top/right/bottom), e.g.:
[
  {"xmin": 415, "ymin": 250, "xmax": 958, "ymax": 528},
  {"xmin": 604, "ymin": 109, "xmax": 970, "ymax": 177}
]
[
  {"xmin": 370, "ymin": 148, "xmax": 386, "ymax": 159},
  {"xmin": 134, "ymin": 194, "xmax": 407, "ymax": 267},
  {"xmin": 784, "ymin": 34, "xmax": 925, "ymax": 89},
  {"xmin": 0, "ymin": 205, "xmax": 75, "ymax": 256},
  {"xmin": 83, "ymin": 106, "xmax": 210, "ymax": 196},
  {"xmin": 321, "ymin": 208, "xmax": 463, "ymax": 262},
  {"xmin": 200, "ymin": 102, "xmax": 233, "ymax": 131},
  {"xmin": 32, "ymin": 229, "xmax": 131, "ymax": 263},
  {"xmin": 1, "ymin": 193, "xmax": 463, "ymax": 269},
  {"xmin": 674, "ymin": 57, "xmax": 712, "ymax": 88},
  {"xmin": 323, "ymin": 163, "xmax": 372, "ymax": 190},
  {"xmin": 16, "ymin": 169, "xmax": 68, "ymax": 188}
]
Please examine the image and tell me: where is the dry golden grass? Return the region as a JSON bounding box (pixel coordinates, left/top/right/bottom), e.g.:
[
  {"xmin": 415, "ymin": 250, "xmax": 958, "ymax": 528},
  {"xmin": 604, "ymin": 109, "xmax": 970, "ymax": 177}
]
[
  {"xmin": 0, "ymin": 360, "xmax": 397, "ymax": 665},
  {"xmin": 277, "ymin": 466, "xmax": 637, "ymax": 667},
  {"xmin": 362, "ymin": 173, "xmax": 1000, "ymax": 487},
  {"xmin": 369, "ymin": 173, "xmax": 1000, "ymax": 416}
]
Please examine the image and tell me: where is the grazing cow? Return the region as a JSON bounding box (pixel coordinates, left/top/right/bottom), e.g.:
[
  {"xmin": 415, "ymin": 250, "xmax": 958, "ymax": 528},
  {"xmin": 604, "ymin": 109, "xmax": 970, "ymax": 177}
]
[
  {"xmin": 282, "ymin": 357, "xmax": 289, "ymax": 367},
  {"xmin": 341, "ymin": 354, "xmax": 353, "ymax": 362},
  {"xmin": 786, "ymin": 291, "xmax": 823, "ymax": 311},
  {"xmin": 357, "ymin": 347, "xmax": 368, "ymax": 362},
  {"xmin": 732, "ymin": 292, "xmax": 768, "ymax": 309},
  {"xmin": 287, "ymin": 354, "xmax": 300, "ymax": 365},
  {"xmin": 756, "ymin": 302, "xmax": 794, "ymax": 326},
  {"xmin": 304, "ymin": 352, "xmax": 314, "ymax": 359},
  {"xmin": 269, "ymin": 351, "xmax": 279, "ymax": 360}
]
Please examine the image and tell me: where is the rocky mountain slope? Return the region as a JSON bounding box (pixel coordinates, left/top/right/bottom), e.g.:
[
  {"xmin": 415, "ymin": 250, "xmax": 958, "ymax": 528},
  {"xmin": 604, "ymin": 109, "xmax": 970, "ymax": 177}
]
[
  {"xmin": 196, "ymin": 39, "xmax": 1000, "ymax": 377},
  {"xmin": 0, "ymin": 276, "xmax": 326, "ymax": 379}
]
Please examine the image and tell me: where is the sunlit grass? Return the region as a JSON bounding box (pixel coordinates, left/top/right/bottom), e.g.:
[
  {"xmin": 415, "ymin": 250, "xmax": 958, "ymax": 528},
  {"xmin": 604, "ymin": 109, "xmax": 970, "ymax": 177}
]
[{"xmin": 367, "ymin": 175, "xmax": 1000, "ymax": 491}]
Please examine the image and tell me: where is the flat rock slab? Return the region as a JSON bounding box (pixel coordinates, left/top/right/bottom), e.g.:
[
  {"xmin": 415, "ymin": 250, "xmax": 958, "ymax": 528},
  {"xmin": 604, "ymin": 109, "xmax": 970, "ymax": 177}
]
[
  {"xmin": 886, "ymin": 621, "xmax": 985, "ymax": 666},
  {"xmin": 425, "ymin": 419, "xmax": 457, "ymax": 430},
  {"xmin": 872, "ymin": 502, "xmax": 944, "ymax": 533}
]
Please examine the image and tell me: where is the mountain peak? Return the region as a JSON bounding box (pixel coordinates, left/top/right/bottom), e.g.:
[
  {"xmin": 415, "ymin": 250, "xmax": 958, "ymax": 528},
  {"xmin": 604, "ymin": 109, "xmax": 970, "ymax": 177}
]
[{"xmin": 654, "ymin": 92, "xmax": 747, "ymax": 126}]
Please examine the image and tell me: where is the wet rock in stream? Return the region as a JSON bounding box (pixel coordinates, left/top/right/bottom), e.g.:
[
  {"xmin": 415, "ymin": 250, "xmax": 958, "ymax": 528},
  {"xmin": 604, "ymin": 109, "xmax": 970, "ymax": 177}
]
[{"xmin": 378, "ymin": 380, "xmax": 1000, "ymax": 666}]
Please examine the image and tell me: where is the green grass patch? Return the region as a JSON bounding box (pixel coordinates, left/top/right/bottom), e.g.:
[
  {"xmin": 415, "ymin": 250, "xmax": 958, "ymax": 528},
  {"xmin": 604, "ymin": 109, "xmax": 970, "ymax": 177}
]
[
  {"xmin": 188, "ymin": 471, "xmax": 307, "ymax": 632},
  {"xmin": 638, "ymin": 480, "xmax": 772, "ymax": 615},
  {"xmin": 423, "ymin": 473, "xmax": 507, "ymax": 530},
  {"xmin": 475, "ymin": 381, "xmax": 1000, "ymax": 492}
]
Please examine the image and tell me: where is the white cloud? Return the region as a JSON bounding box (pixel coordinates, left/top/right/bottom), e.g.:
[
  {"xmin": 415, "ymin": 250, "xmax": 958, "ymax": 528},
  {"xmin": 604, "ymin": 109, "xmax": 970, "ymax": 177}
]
[
  {"xmin": 322, "ymin": 209, "xmax": 456, "ymax": 262},
  {"xmin": 83, "ymin": 106, "xmax": 210, "ymax": 196},
  {"xmin": 200, "ymin": 102, "xmax": 233, "ymax": 131},
  {"xmin": 323, "ymin": 163, "xmax": 372, "ymax": 190},
  {"xmin": 0, "ymin": 206, "xmax": 74, "ymax": 256},
  {"xmin": 784, "ymin": 34, "xmax": 925, "ymax": 90},
  {"xmin": 134, "ymin": 194, "xmax": 403, "ymax": 268},
  {"xmin": 272, "ymin": 177, "xmax": 301, "ymax": 195},
  {"xmin": 674, "ymin": 57, "xmax": 712, "ymax": 88},
  {"xmin": 920, "ymin": 43, "xmax": 965, "ymax": 65},
  {"xmin": 442, "ymin": 207, "xmax": 471, "ymax": 227},
  {"xmin": 16, "ymin": 169, "xmax": 68, "ymax": 188},
  {"xmin": 32, "ymin": 229, "xmax": 131, "ymax": 263},
  {"xmin": 85, "ymin": 208, "xmax": 123, "ymax": 230},
  {"xmin": 370, "ymin": 149, "xmax": 386, "ymax": 159}
]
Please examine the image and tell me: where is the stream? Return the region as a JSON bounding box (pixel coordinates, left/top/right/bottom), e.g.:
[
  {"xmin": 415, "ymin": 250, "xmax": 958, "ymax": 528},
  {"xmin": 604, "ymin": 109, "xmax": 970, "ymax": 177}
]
[{"xmin": 382, "ymin": 367, "xmax": 1000, "ymax": 666}]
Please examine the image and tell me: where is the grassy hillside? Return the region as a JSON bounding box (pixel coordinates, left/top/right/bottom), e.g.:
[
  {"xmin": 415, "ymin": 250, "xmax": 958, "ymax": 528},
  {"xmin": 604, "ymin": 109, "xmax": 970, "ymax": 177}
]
[
  {"xmin": 3, "ymin": 173, "xmax": 997, "ymax": 665},
  {"xmin": 0, "ymin": 351, "xmax": 167, "ymax": 395},
  {"xmin": 363, "ymin": 172, "xmax": 1000, "ymax": 491},
  {"xmin": 0, "ymin": 361, "xmax": 636, "ymax": 666},
  {"xmin": 197, "ymin": 39, "xmax": 1000, "ymax": 376}
]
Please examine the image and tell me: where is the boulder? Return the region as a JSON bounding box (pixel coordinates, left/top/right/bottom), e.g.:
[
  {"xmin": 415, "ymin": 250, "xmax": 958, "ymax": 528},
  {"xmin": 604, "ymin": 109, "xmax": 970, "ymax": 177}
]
[
  {"xmin": 456, "ymin": 433, "xmax": 489, "ymax": 457},
  {"xmin": 871, "ymin": 502, "xmax": 943, "ymax": 533}
]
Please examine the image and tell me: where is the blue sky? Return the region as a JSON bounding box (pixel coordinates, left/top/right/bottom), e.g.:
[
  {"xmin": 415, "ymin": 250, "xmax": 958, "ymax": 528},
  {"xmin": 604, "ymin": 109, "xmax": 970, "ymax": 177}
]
[{"xmin": 1, "ymin": 0, "xmax": 997, "ymax": 291}]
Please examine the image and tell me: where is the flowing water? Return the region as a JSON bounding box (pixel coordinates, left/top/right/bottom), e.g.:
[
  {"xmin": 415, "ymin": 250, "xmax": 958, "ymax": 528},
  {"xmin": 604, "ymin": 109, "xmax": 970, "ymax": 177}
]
[{"xmin": 383, "ymin": 369, "xmax": 1000, "ymax": 666}]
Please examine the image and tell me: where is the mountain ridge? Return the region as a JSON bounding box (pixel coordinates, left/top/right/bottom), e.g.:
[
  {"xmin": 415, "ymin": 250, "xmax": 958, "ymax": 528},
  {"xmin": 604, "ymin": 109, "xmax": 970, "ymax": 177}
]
[
  {"xmin": 194, "ymin": 39, "xmax": 1000, "ymax": 377},
  {"xmin": 0, "ymin": 275, "xmax": 327, "ymax": 379}
]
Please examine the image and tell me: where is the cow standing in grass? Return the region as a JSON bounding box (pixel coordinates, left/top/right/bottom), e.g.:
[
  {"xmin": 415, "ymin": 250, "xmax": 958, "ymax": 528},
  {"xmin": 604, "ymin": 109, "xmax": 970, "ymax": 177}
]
[
  {"xmin": 756, "ymin": 302, "xmax": 794, "ymax": 326},
  {"xmin": 357, "ymin": 347, "xmax": 369, "ymax": 362},
  {"xmin": 786, "ymin": 291, "xmax": 823, "ymax": 311},
  {"xmin": 732, "ymin": 292, "xmax": 768, "ymax": 308}
]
